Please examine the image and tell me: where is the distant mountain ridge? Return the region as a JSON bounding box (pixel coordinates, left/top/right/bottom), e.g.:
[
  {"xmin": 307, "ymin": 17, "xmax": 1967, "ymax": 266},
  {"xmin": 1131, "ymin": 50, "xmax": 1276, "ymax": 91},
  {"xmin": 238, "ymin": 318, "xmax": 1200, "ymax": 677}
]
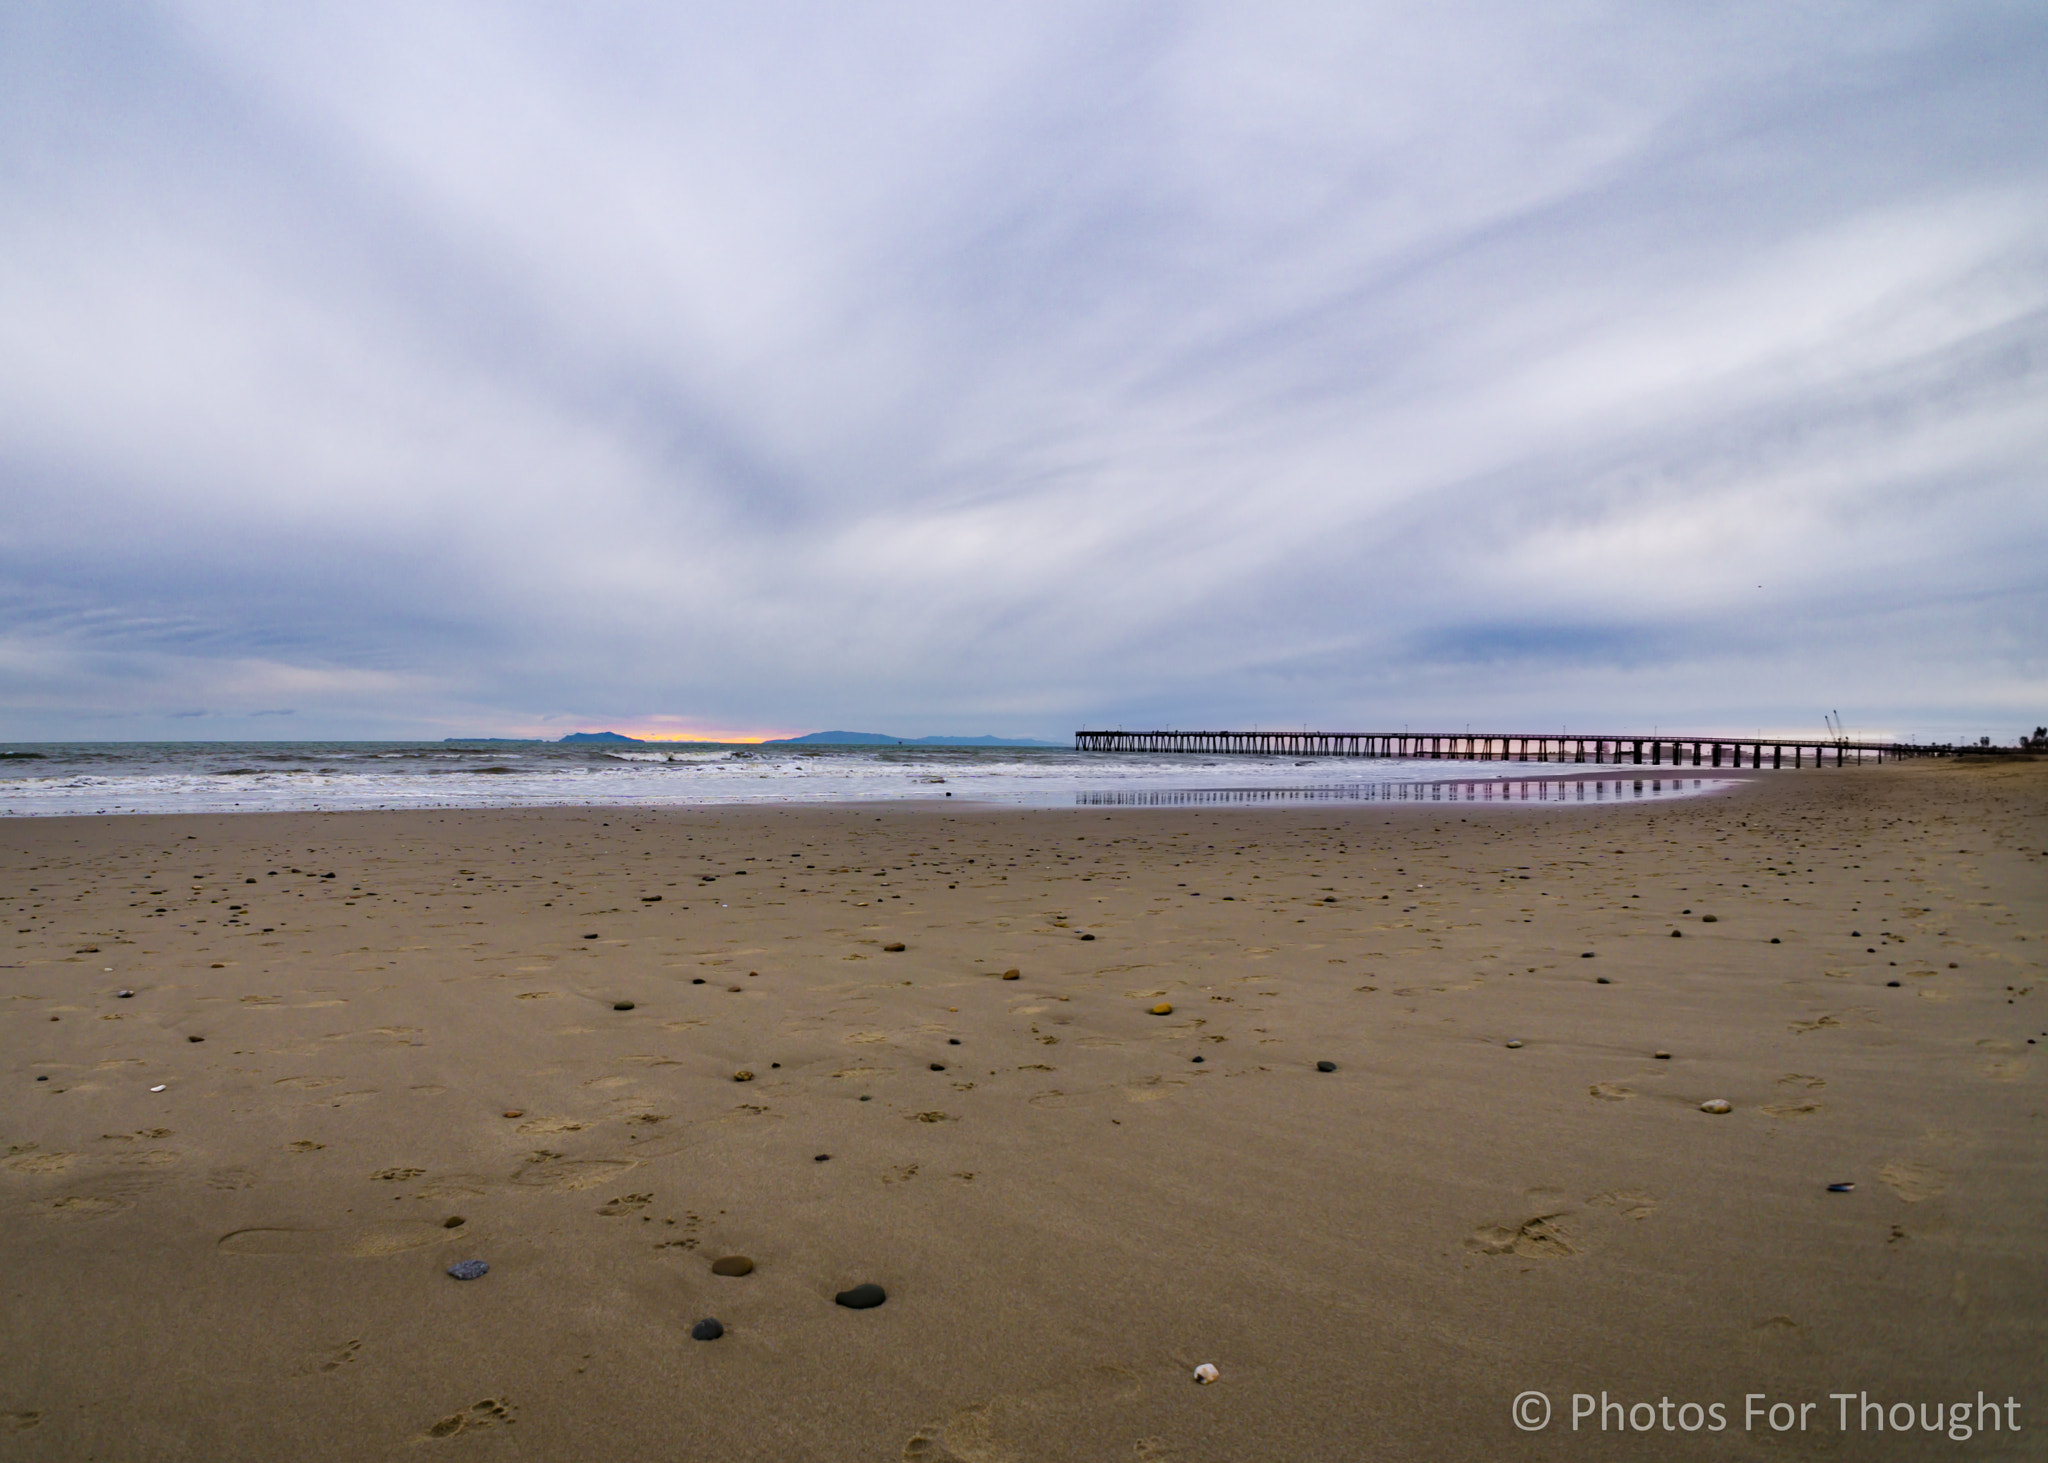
[{"xmin": 446, "ymin": 730, "xmax": 1061, "ymax": 747}]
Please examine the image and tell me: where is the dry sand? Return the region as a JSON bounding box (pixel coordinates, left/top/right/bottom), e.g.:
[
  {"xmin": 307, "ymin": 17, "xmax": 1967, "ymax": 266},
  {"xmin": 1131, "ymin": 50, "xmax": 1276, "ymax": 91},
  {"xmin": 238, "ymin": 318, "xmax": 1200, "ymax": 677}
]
[{"xmin": 2, "ymin": 761, "xmax": 2043, "ymax": 1461}]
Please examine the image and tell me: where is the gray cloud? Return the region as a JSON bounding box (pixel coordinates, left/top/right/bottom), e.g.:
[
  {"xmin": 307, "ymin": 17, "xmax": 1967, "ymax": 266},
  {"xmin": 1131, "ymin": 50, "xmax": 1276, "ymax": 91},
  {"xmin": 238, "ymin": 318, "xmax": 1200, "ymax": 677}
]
[{"xmin": 1, "ymin": 1, "xmax": 2043, "ymax": 744}]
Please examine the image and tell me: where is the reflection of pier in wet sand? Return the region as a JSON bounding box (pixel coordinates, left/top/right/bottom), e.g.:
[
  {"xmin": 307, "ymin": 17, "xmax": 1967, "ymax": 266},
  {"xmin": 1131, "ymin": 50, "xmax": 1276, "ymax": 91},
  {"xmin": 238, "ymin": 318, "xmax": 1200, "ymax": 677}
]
[
  {"xmin": 1074, "ymin": 730, "xmax": 1929, "ymax": 767},
  {"xmin": 1077, "ymin": 777, "xmax": 1723, "ymax": 807}
]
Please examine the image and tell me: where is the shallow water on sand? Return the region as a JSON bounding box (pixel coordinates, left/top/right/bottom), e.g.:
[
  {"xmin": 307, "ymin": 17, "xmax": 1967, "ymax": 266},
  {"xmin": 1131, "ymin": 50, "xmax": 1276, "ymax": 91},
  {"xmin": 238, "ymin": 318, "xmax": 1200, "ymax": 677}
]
[{"xmin": 0, "ymin": 741, "xmax": 1732, "ymax": 816}]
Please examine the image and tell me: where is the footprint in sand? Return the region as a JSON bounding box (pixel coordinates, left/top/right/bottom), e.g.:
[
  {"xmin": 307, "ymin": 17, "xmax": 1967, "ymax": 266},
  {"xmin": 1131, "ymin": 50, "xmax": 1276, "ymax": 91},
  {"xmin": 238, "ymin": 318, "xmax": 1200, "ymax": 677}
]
[
  {"xmin": 1788, "ymin": 1015, "xmax": 1842, "ymax": 1035},
  {"xmin": 422, "ymin": 1397, "xmax": 518, "ymax": 1439},
  {"xmin": 902, "ymin": 1402, "xmax": 1013, "ymax": 1463},
  {"xmin": 1466, "ymin": 1215, "xmax": 1574, "ymax": 1258},
  {"xmin": 1760, "ymin": 1102, "xmax": 1824, "ymax": 1119},
  {"xmin": 1876, "ymin": 1160, "xmax": 1948, "ymax": 1203},
  {"xmin": 1587, "ymin": 1189, "xmax": 1657, "ymax": 1221},
  {"xmin": 206, "ymin": 1166, "xmax": 257, "ymax": 1190},
  {"xmin": 514, "ymin": 1118, "xmax": 585, "ymax": 1135},
  {"xmin": 37, "ymin": 1194, "xmax": 133, "ymax": 1219},
  {"xmin": 509, "ymin": 1157, "xmax": 638, "ymax": 1191},
  {"xmin": 2, "ymin": 1411, "xmax": 40, "ymax": 1433},
  {"xmin": 1777, "ymin": 1074, "xmax": 1826, "ymax": 1090},
  {"xmin": 1587, "ymin": 1082, "xmax": 1632, "ymax": 1101},
  {"xmin": 5, "ymin": 1151, "xmax": 78, "ymax": 1175},
  {"xmin": 286, "ymin": 1339, "xmax": 361, "ymax": 1377}
]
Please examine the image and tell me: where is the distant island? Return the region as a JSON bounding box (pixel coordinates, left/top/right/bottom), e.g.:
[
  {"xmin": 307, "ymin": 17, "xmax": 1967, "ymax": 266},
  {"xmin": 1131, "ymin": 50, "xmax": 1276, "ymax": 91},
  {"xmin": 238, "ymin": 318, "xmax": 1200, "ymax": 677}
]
[{"xmin": 761, "ymin": 731, "xmax": 1062, "ymax": 747}]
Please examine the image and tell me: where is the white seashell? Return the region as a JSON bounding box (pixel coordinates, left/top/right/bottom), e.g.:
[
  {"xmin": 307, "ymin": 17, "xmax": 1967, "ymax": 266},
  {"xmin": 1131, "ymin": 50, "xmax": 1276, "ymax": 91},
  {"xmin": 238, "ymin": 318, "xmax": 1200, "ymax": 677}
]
[
  {"xmin": 1193, "ymin": 1363, "xmax": 1219, "ymax": 1385},
  {"xmin": 1699, "ymin": 1098, "xmax": 1732, "ymax": 1114},
  {"xmin": 149, "ymin": 1085, "xmax": 167, "ymax": 1093}
]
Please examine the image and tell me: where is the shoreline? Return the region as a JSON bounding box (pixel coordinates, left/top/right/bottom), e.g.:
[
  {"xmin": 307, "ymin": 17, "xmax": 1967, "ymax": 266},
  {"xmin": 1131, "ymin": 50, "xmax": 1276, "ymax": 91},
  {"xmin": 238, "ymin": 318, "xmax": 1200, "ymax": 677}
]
[{"xmin": 3, "ymin": 760, "xmax": 2042, "ymax": 1460}]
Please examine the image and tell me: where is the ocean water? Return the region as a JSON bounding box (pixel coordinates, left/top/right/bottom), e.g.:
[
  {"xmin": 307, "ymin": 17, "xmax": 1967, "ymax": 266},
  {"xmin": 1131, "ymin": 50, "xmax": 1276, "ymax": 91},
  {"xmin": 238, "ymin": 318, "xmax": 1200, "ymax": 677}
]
[{"xmin": 0, "ymin": 741, "xmax": 1731, "ymax": 817}]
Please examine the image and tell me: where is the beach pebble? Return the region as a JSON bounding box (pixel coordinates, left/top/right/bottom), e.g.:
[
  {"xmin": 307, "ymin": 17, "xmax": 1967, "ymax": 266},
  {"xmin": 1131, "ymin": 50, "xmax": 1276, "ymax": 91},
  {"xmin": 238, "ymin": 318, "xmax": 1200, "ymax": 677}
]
[
  {"xmin": 1887, "ymin": 980, "xmax": 1901, "ymax": 987},
  {"xmin": 446, "ymin": 1260, "xmax": 489, "ymax": 1281},
  {"xmin": 1580, "ymin": 952, "xmax": 1595, "ymax": 959},
  {"xmin": 503, "ymin": 1109, "xmax": 524, "ymax": 1118},
  {"xmin": 612, "ymin": 1001, "xmax": 635, "ymax": 1011},
  {"xmin": 710, "ymin": 1255, "xmax": 754, "ymax": 1277},
  {"xmin": 947, "ymin": 1038, "xmax": 961, "ymax": 1045},
  {"xmin": 814, "ymin": 1153, "xmax": 831, "ymax": 1162},
  {"xmin": 443, "ymin": 1216, "xmax": 465, "ymax": 1228},
  {"xmin": 1653, "ymin": 1050, "xmax": 1672, "ymax": 1060},
  {"xmin": 1315, "ymin": 1060, "xmax": 1337, "ymax": 1072},
  {"xmin": 690, "ymin": 1318, "xmax": 725, "ymax": 1341},
  {"xmin": 1699, "ymin": 1099, "xmax": 1733, "ymax": 1114},
  {"xmin": 149, "ymin": 1084, "xmax": 166, "ymax": 1093},
  {"xmin": 733, "ymin": 1070, "xmax": 755, "ymax": 1082},
  {"xmin": 1827, "ymin": 1183, "xmax": 1856, "ymax": 1193},
  {"xmin": 1193, "ymin": 1363, "xmax": 1220, "ymax": 1385},
  {"xmin": 1079, "ymin": 933, "xmax": 1095, "ymax": 941},
  {"xmin": 929, "ymin": 1062, "xmax": 946, "ymax": 1072},
  {"xmin": 835, "ymin": 1283, "xmax": 887, "ymax": 1310},
  {"xmin": 883, "ymin": 942, "xmax": 906, "ymax": 952},
  {"xmin": 1191, "ymin": 1056, "xmax": 1204, "ymax": 1063},
  {"xmin": 116, "ymin": 989, "xmax": 134, "ymax": 998},
  {"xmin": 1671, "ymin": 930, "xmax": 1683, "ymax": 938},
  {"xmin": 1002, "ymin": 969, "xmax": 1021, "ymax": 980},
  {"xmin": 1505, "ymin": 1039, "xmax": 1523, "ymax": 1049},
  {"xmin": 1148, "ymin": 1003, "xmax": 1173, "ymax": 1015}
]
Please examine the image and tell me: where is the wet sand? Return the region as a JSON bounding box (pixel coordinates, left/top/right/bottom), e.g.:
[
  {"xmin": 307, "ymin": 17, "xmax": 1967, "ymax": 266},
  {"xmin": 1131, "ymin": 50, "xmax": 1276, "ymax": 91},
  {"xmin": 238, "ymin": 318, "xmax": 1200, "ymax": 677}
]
[{"xmin": 2, "ymin": 761, "xmax": 2043, "ymax": 1461}]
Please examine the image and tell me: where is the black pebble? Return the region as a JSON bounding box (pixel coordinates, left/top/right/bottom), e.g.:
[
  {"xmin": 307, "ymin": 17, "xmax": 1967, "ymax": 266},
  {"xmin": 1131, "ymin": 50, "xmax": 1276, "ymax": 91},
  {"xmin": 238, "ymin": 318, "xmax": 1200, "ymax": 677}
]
[
  {"xmin": 947, "ymin": 1038, "xmax": 960, "ymax": 1045},
  {"xmin": 188, "ymin": 1035, "xmax": 204, "ymax": 1043},
  {"xmin": 929, "ymin": 1063, "xmax": 946, "ymax": 1072},
  {"xmin": 613, "ymin": 1001, "xmax": 635, "ymax": 1011},
  {"xmin": 691, "ymin": 1318, "xmax": 725, "ymax": 1341},
  {"xmin": 835, "ymin": 1283, "xmax": 887, "ymax": 1309},
  {"xmin": 1191, "ymin": 1056, "xmax": 1204, "ymax": 1063},
  {"xmin": 1596, "ymin": 976, "xmax": 1611, "ymax": 984},
  {"xmin": 583, "ymin": 934, "xmax": 599, "ymax": 940},
  {"xmin": 116, "ymin": 990, "xmax": 134, "ymax": 998},
  {"xmin": 444, "ymin": 1216, "xmax": 465, "ymax": 1228},
  {"xmin": 1580, "ymin": 952, "xmax": 1595, "ymax": 959},
  {"xmin": 771, "ymin": 1062, "xmax": 780, "ymax": 1068},
  {"xmin": 814, "ymin": 1153, "xmax": 831, "ymax": 1162},
  {"xmin": 445, "ymin": 1260, "xmax": 489, "ymax": 1281},
  {"xmin": 1887, "ymin": 980, "xmax": 1901, "ymax": 987},
  {"xmin": 1078, "ymin": 933, "xmax": 1095, "ymax": 941},
  {"xmin": 1315, "ymin": 1060, "xmax": 1337, "ymax": 1072},
  {"xmin": 36, "ymin": 1075, "xmax": 48, "ymax": 1082},
  {"xmin": 1670, "ymin": 930, "xmax": 1682, "ymax": 938},
  {"xmin": 1826, "ymin": 1183, "xmax": 1856, "ymax": 1193},
  {"xmin": 859, "ymin": 1095, "xmax": 871, "ymax": 1101},
  {"xmin": 1770, "ymin": 937, "xmax": 1781, "ymax": 943},
  {"xmin": 692, "ymin": 978, "xmax": 706, "ymax": 984}
]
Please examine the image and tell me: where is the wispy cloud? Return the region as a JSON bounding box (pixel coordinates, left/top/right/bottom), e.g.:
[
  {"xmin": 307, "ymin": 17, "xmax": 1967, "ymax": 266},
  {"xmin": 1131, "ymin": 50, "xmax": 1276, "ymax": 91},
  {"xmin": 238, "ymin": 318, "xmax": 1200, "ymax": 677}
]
[{"xmin": 1, "ymin": 1, "xmax": 2042, "ymax": 743}]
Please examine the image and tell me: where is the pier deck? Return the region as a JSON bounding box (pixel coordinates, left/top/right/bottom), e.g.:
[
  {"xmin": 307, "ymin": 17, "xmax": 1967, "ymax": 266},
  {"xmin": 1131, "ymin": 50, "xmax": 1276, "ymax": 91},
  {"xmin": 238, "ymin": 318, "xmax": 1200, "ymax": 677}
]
[{"xmin": 1071, "ymin": 730, "xmax": 1961, "ymax": 767}]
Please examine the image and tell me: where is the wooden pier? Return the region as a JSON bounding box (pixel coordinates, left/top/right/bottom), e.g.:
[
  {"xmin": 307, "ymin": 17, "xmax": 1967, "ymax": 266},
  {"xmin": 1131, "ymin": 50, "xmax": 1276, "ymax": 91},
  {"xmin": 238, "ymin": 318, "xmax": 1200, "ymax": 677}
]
[{"xmin": 1072, "ymin": 730, "xmax": 1946, "ymax": 767}]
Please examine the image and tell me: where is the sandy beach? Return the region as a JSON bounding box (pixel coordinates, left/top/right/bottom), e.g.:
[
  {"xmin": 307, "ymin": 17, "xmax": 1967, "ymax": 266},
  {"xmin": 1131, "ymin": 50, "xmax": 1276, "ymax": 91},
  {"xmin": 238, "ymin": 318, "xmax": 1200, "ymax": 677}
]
[{"xmin": 2, "ymin": 760, "xmax": 2043, "ymax": 1461}]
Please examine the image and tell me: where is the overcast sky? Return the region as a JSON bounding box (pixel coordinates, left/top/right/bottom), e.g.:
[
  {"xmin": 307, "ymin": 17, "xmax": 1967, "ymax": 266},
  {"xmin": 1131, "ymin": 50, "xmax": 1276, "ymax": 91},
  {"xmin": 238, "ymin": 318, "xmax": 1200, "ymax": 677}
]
[{"xmin": 2, "ymin": 1, "xmax": 2043, "ymax": 744}]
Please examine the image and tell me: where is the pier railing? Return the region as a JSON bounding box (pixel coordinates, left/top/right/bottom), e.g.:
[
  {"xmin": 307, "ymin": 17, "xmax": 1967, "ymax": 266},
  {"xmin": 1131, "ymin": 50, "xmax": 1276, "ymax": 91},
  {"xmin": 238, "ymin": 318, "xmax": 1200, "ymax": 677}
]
[{"xmin": 1071, "ymin": 730, "xmax": 1948, "ymax": 768}]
